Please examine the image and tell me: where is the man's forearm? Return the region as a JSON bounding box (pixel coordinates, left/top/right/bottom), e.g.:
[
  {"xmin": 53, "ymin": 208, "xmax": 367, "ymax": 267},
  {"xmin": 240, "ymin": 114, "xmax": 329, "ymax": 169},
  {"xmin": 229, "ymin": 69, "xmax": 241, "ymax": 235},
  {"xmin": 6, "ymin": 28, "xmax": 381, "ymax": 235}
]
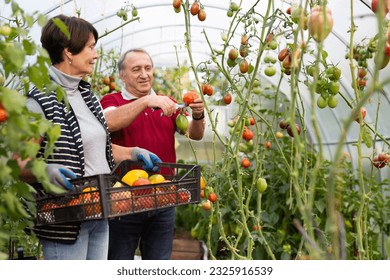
[{"xmin": 104, "ymin": 98, "xmax": 149, "ymax": 132}]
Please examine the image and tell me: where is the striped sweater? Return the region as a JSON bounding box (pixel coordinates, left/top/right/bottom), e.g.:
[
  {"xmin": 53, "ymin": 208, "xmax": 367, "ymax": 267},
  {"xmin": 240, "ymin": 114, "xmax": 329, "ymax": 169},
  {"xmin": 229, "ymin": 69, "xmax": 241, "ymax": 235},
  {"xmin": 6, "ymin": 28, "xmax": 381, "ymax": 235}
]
[{"xmin": 27, "ymin": 79, "xmax": 114, "ymax": 243}]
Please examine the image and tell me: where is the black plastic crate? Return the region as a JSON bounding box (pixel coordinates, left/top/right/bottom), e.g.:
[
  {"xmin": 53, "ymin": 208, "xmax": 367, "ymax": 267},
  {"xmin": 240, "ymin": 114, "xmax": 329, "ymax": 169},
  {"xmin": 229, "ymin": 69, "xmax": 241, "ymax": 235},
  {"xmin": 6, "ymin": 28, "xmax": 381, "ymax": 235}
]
[
  {"xmin": 107, "ymin": 160, "xmax": 201, "ymax": 217},
  {"xmin": 35, "ymin": 161, "xmax": 200, "ymax": 225},
  {"xmin": 35, "ymin": 174, "xmax": 114, "ymax": 226}
]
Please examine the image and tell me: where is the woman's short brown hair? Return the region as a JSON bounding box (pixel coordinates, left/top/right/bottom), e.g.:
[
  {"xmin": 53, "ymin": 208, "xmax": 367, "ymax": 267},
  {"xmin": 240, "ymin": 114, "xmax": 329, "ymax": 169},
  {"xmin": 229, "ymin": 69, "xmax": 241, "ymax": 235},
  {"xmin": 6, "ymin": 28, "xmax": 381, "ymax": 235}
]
[{"xmin": 41, "ymin": 14, "xmax": 98, "ymax": 65}]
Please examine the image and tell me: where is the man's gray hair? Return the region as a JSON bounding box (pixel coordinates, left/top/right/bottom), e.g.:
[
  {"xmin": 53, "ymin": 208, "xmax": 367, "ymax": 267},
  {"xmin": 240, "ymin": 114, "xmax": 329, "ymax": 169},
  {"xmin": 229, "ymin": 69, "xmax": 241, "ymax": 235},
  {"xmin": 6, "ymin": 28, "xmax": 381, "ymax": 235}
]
[{"xmin": 117, "ymin": 48, "xmax": 154, "ymax": 74}]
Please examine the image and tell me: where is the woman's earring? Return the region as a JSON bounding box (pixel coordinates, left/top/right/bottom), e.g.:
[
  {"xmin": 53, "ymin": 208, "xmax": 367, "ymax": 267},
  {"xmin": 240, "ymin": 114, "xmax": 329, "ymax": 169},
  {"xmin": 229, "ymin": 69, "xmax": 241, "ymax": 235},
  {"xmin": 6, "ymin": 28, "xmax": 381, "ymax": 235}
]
[{"xmin": 68, "ymin": 58, "xmax": 72, "ymax": 65}]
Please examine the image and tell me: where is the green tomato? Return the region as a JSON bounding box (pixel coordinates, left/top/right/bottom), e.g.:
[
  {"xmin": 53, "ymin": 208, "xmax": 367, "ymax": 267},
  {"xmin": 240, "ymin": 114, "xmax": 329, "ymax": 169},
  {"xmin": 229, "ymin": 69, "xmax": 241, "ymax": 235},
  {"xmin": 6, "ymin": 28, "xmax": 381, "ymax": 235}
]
[
  {"xmin": 176, "ymin": 113, "xmax": 188, "ymax": 132},
  {"xmin": 316, "ymin": 96, "xmax": 327, "ymax": 109},
  {"xmin": 116, "ymin": 9, "xmax": 126, "ymax": 18},
  {"xmin": 264, "ymin": 65, "xmax": 276, "ymax": 77},
  {"xmin": 227, "ymin": 58, "xmax": 237, "ymax": 68},
  {"xmin": 268, "ymin": 40, "xmax": 278, "ymax": 50},
  {"xmin": 326, "ymin": 66, "xmax": 341, "ymax": 81},
  {"xmin": 230, "ymin": 2, "xmax": 239, "ymax": 11},
  {"xmin": 327, "ymin": 81, "xmax": 340, "ymax": 95},
  {"xmin": 307, "ymin": 65, "xmax": 316, "ymax": 77},
  {"xmin": 132, "ymin": 8, "xmax": 138, "ymax": 17},
  {"xmin": 0, "ymin": 25, "xmax": 11, "ymax": 36},
  {"xmin": 327, "ymin": 95, "xmax": 338, "ymax": 108},
  {"xmin": 256, "ymin": 177, "xmax": 268, "ymax": 193}
]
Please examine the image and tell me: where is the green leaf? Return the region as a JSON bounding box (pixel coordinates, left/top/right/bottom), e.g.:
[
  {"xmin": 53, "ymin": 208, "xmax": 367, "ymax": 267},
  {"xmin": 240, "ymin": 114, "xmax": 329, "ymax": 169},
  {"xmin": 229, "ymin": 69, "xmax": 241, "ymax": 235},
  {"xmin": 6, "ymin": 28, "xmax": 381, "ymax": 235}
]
[
  {"xmin": 4, "ymin": 46, "xmax": 25, "ymax": 71},
  {"xmin": 321, "ymin": 49, "xmax": 328, "ymax": 60},
  {"xmin": 23, "ymin": 141, "xmax": 41, "ymax": 158},
  {"xmin": 0, "ymin": 158, "xmax": 12, "ymax": 183},
  {"xmin": 362, "ymin": 126, "xmax": 372, "ymax": 148},
  {"xmin": 1, "ymin": 87, "xmax": 26, "ymax": 113},
  {"xmin": 25, "ymin": 15, "xmax": 34, "ymax": 28},
  {"xmin": 28, "ymin": 66, "xmax": 45, "ymax": 90},
  {"xmin": 37, "ymin": 14, "xmax": 48, "ymax": 27},
  {"xmin": 52, "ymin": 18, "xmax": 71, "ymax": 40},
  {"xmin": 22, "ymin": 39, "xmax": 36, "ymax": 55}
]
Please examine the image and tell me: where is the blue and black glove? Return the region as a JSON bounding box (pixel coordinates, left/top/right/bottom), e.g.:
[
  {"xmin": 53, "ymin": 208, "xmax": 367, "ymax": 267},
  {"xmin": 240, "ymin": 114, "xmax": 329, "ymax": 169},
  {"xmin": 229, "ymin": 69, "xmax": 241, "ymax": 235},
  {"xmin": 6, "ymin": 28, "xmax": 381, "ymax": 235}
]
[
  {"xmin": 45, "ymin": 164, "xmax": 77, "ymax": 191},
  {"xmin": 131, "ymin": 147, "xmax": 162, "ymax": 172}
]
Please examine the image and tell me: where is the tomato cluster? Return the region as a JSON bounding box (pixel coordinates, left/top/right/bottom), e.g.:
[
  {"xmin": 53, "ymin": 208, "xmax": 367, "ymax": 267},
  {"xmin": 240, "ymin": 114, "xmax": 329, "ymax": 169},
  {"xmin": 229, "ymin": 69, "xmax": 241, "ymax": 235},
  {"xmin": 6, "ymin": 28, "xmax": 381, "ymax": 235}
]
[{"xmin": 174, "ymin": 1, "xmax": 206, "ymax": 21}]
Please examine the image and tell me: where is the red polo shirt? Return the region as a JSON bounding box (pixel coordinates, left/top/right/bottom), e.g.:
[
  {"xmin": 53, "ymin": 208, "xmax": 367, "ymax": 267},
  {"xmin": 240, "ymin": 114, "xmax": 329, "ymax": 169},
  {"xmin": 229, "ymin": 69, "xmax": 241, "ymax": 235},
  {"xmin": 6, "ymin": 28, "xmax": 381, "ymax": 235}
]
[{"xmin": 100, "ymin": 92, "xmax": 182, "ymax": 175}]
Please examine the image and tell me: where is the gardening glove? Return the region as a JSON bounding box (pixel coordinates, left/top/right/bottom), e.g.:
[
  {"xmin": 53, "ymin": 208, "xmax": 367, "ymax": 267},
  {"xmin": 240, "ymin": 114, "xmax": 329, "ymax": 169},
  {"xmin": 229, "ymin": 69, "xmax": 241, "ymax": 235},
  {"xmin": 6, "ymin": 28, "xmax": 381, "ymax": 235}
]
[
  {"xmin": 131, "ymin": 147, "xmax": 162, "ymax": 172},
  {"xmin": 45, "ymin": 163, "xmax": 77, "ymax": 191}
]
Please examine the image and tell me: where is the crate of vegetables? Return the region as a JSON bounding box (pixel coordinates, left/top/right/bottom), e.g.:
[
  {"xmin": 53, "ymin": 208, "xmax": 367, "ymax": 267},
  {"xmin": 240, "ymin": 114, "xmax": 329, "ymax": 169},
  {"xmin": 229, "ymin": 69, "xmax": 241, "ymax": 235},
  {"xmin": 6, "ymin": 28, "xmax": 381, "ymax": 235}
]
[
  {"xmin": 107, "ymin": 160, "xmax": 201, "ymax": 217},
  {"xmin": 35, "ymin": 161, "xmax": 200, "ymax": 225},
  {"xmin": 35, "ymin": 174, "xmax": 115, "ymax": 226}
]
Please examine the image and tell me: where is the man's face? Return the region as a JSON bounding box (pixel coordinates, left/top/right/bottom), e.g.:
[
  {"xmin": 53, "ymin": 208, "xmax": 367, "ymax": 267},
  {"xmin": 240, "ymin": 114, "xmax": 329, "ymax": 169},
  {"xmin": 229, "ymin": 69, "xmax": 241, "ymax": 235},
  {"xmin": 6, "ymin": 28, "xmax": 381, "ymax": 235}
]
[{"xmin": 121, "ymin": 51, "xmax": 154, "ymax": 97}]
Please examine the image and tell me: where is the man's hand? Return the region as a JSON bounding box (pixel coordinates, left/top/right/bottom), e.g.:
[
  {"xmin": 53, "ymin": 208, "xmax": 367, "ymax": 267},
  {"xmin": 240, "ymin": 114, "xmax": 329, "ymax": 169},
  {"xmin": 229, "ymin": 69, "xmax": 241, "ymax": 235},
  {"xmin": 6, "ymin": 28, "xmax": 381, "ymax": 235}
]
[
  {"xmin": 131, "ymin": 147, "xmax": 162, "ymax": 172},
  {"xmin": 147, "ymin": 95, "xmax": 176, "ymax": 117},
  {"xmin": 189, "ymin": 97, "xmax": 205, "ymax": 119},
  {"xmin": 45, "ymin": 164, "xmax": 77, "ymax": 191}
]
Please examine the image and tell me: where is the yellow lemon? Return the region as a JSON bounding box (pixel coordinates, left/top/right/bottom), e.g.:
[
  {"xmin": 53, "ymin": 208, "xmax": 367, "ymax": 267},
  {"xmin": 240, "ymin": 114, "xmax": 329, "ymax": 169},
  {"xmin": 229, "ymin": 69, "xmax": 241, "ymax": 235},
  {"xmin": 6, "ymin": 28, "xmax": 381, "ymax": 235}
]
[
  {"xmin": 122, "ymin": 169, "xmax": 148, "ymax": 186},
  {"xmin": 148, "ymin": 174, "xmax": 165, "ymax": 184}
]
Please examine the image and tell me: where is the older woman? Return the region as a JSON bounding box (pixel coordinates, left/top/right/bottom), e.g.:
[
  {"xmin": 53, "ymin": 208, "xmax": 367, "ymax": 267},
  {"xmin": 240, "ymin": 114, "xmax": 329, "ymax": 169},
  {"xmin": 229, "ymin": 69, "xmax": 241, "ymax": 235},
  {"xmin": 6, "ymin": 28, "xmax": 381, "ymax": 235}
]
[{"xmin": 18, "ymin": 14, "xmax": 160, "ymax": 260}]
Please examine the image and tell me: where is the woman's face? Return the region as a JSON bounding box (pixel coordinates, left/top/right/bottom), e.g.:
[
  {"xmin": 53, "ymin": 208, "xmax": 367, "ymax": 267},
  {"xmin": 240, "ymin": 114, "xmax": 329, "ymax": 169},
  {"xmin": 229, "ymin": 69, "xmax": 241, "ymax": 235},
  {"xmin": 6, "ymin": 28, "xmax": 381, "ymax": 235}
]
[{"xmin": 69, "ymin": 34, "xmax": 98, "ymax": 77}]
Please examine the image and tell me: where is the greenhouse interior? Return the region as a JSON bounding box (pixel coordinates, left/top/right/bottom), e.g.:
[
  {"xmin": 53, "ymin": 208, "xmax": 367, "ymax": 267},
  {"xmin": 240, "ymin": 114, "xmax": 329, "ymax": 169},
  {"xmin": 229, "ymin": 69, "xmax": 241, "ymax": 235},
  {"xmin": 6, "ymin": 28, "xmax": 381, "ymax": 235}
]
[{"xmin": 0, "ymin": 0, "xmax": 390, "ymax": 260}]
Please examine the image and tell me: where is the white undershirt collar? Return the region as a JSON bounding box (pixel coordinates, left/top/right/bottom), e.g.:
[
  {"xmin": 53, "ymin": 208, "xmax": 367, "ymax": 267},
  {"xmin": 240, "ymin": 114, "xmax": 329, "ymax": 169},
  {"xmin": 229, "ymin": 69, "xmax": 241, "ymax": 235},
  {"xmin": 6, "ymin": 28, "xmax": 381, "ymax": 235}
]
[{"xmin": 120, "ymin": 86, "xmax": 157, "ymax": 100}]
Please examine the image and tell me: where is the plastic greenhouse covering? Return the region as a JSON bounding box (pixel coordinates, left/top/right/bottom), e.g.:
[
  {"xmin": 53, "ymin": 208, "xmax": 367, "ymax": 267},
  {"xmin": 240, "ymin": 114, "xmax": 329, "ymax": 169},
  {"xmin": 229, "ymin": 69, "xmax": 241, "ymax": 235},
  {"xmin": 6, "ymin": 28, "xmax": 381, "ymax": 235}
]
[{"xmin": 1, "ymin": 0, "xmax": 389, "ymax": 176}]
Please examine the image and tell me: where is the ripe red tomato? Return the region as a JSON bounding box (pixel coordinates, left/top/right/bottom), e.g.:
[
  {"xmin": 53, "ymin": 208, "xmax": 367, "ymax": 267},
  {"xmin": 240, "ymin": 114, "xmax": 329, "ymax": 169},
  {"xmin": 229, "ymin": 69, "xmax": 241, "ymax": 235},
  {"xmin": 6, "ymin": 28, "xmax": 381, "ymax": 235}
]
[
  {"xmin": 242, "ymin": 127, "xmax": 254, "ymax": 141},
  {"xmin": 197, "ymin": 9, "xmax": 206, "ymax": 21},
  {"xmin": 202, "ymin": 200, "xmax": 212, "ymax": 211},
  {"xmin": 356, "ymin": 78, "xmax": 367, "ymax": 88},
  {"xmin": 183, "ymin": 90, "xmax": 198, "ymax": 105},
  {"xmin": 264, "ymin": 141, "xmax": 271, "ymax": 149},
  {"xmin": 172, "ymin": 0, "xmax": 181, "ymax": 9},
  {"xmin": 208, "ymin": 192, "xmax": 217, "ymax": 203},
  {"xmin": 358, "ymin": 68, "xmax": 367, "ymax": 78},
  {"xmin": 371, "ymin": 0, "xmax": 390, "ymax": 16},
  {"xmin": 201, "ymin": 83, "xmax": 214, "ymax": 96},
  {"xmin": 278, "ymin": 48, "xmax": 289, "ymax": 62},
  {"xmin": 279, "ymin": 119, "xmax": 288, "ymax": 129},
  {"xmin": 249, "ymin": 117, "xmax": 255, "ymax": 125},
  {"xmin": 308, "ymin": 6, "xmax": 333, "ymax": 42},
  {"xmin": 239, "ymin": 59, "xmax": 249, "ymax": 73},
  {"xmin": 190, "ymin": 1, "xmax": 200, "ymax": 15},
  {"xmin": 241, "ymin": 34, "xmax": 248, "ymax": 45},
  {"xmin": 177, "ymin": 188, "xmax": 191, "ymax": 203},
  {"xmin": 384, "ymin": 42, "xmax": 390, "ymax": 56},
  {"xmin": 223, "ymin": 93, "xmax": 232, "ymax": 104},
  {"xmin": 282, "ymin": 54, "xmax": 292, "ymax": 70},
  {"xmin": 241, "ymin": 158, "xmax": 251, "ymax": 168},
  {"xmin": 354, "ymin": 107, "xmax": 366, "ymax": 124},
  {"xmin": 0, "ymin": 108, "xmax": 7, "ymax": 123},
  {"xmin": 102, "ymin": 76, "xmax": 111, "ymax": 85},
  {"xmin": 286, "ymin": 124, "xmax": 301, "ymax": 137},
  {"xmin": 371, "ymin": 153, "xmax": 389, "ymax": 168},
  {"xmin": 228, "ymin": 48, "xmax": 238, "ymax": 60}
]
